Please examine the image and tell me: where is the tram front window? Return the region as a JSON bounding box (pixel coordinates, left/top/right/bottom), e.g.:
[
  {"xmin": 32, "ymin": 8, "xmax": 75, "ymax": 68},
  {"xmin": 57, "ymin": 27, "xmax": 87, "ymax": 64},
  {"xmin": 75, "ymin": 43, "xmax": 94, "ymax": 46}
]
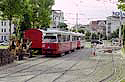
[{"xmin": 44, "ymin": 36, "xmax": 57, "ymax": 42}]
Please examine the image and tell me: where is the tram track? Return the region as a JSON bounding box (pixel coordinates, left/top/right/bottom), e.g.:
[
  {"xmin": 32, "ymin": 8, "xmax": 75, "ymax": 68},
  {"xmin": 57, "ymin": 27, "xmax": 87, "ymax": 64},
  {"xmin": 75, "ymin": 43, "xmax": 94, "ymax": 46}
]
[
  {"xmin": 0, "ymin": 56, "xmax": 44, "ymax": 71},
  {"xmin": 98, "ymin": 47, "xmax": 124, "ymax": 82},
  {"xmin": 5, "ymin": 50, "xmax": 82, "ymax": 79},
  {"xmin": 99, "ymin": 52, "xmax": 115, "ymax": 82},
  {"xmin": 24, "ymin": 60, "xmax": 66, "ymax": 82},
  {"xmin": 79, "ymin": 47, "xmax": 122, "ymax": 82},
  {"xmin": 102, "ymin": 51, "xmax": 124, "ymax": 82},
  {"xmin": 23, "ymin": 49, "xmax": 87, "ymax": 82},
  {"xmin": 62, "ymin": 48, "xmax": 114, "ymax": 82},
  {"xmin": 1, "ymin": 47, "xmax": 118, "ymax": 82},
  {"xmin": 65, "ymin": 50, "xmax": 104, "ymax": 82},
  {"xmin": 83, "ymin": 48, "xmax": 116, "ymax": 82},
  {"xmin": 0, "ymin": 48, "xmax": 82, "ymax": 80},
  {"xmin": 20, "ymin": 48, "xmax": 117, "ymax": 82},
  {"xmin": 0, "ymin": 58, "xmax": 54, "ymax": 78},
  {"xmin": 51, "ymin": 49, "xmax": 89, "ymax": 82}
]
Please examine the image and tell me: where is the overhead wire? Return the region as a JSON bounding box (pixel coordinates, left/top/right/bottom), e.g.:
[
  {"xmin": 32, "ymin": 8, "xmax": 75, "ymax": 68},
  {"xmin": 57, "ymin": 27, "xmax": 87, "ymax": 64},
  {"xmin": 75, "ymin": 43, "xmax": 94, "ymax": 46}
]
[{"xmin": 64, "ymin": 0, "xmax": 118, "ymax": 25}]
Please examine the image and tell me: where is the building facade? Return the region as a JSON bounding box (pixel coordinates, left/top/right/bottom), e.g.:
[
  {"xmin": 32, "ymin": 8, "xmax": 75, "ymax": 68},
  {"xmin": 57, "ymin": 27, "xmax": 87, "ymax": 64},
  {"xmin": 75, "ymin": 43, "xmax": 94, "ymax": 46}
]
[
  {"xmin": 106, "ymin": 16, "xmax": 125, "ymax": 38},
  {"xmin": 89, "ymin": 20, "xmax": 106, "ymax": 35},
  {"xmin": 51, "ymin": 10, "xmax": 64, "ymax": 28},
  {"xmin": 78, "ymin": 24, "xmax": 91, "ymax": 33},
  {"xmin": 89, "ymin": 21, "xmax": 98, "ymax": 32},
  {"xmin": 97, "ymin": 20, "xmax": 106, "ymax": 36},
  {"xmin": 0, "ymin": 20, "xmax": 14, "ymax": 41}
]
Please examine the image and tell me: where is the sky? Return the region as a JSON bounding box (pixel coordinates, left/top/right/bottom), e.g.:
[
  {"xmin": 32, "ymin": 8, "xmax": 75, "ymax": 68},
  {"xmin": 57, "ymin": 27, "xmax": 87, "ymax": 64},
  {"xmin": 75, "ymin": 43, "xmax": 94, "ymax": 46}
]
[{"xmin": 52, "ymin": 0, "xmax": 119, "ymax": 26}]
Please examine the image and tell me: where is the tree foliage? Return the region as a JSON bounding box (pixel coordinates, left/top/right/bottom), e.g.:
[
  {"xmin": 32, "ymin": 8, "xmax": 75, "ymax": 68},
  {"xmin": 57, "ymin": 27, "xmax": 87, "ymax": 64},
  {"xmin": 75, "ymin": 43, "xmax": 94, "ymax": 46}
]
[
  {"xmin": 0, "ymin": 0, "xmax": 23, "ymax": 37},
  {"xmin": 85, "ymin": 31, "xmax": 91, "ymax": 40},
  {"xmin": 118, "ymin": 0, "xmax": 125, "ymax": 46},
  {"xmin": 58, "ymin": 22, "xmax": 67, "ymax": 28},
  {"xmin": 0, "ymin": 0, "xmax": 55, "ymax": 39},
  {"xmin": 78, "ymin": 29, "xmax": 85, "ymax": 34}
]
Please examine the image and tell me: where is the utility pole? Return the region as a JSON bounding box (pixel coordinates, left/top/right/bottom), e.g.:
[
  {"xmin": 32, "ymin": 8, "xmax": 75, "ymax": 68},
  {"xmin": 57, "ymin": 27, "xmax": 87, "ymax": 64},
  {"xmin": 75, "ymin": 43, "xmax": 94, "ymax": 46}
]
[
  {"xmin": 76, "ymin": 13, "xmax": 78, "ymax": 32},
  {"xmin": 119, "ymin": 10, "xmax": 122, "ymax": 47}
]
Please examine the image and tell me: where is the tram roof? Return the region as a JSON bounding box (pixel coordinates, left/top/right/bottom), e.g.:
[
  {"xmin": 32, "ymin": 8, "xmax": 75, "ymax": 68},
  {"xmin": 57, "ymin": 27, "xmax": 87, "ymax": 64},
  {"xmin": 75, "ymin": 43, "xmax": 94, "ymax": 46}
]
[
  {"xmin": 45, "ymin": 29, "xmax": 71, "ymax": 35},
  {"xmin": 38, "ymin": 29, "xmax": 85, "ymax": 36}
]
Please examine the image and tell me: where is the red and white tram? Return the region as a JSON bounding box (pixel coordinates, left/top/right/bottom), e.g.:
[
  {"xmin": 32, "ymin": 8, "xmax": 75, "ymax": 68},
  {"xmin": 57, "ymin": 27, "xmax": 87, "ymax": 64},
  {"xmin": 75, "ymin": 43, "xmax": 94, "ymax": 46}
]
[
  {"xmin": 42, "ymin": 29, "xmax": 71, "ymax": 56},
  {"xmin": 23, "ymin": 28, "xmax": 85, "ymax": 56},
  {"xmin": 42, "ymin": 29, "xmax": 85, "ymax": 56}
]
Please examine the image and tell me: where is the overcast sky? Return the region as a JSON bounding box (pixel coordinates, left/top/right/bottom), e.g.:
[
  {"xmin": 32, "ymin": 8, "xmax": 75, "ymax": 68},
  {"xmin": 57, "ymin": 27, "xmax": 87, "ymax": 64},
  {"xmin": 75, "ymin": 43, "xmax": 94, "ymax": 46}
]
[{"xmin": 52, "ymin": 0, "xmax": 119, "ymax": 25}]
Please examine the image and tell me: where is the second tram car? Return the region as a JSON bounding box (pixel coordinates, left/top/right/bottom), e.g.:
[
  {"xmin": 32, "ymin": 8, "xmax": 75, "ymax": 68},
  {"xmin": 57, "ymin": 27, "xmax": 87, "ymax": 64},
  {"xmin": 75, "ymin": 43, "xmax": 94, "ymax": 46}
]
[{"xmin": 42, "ymin": 29, "xmax": 85, "ymax": 56}]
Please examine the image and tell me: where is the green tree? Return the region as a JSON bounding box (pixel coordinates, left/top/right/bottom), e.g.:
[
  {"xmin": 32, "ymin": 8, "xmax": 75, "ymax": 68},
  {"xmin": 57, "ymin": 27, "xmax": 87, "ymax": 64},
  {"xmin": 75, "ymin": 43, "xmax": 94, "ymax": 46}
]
[
  {"xmin": 117, "ymin": 1, "xmax": 125, "ymax": 46},
  {"xmin": 0, "ymin": 0, "xmax": 23, "ymax": 38},
  {"xmin": 58, "ymin": 23, "xmax": 67, "ymax": 28},
  {"xmin": 85, "ymin": 31, "xmax": 91, "ymax": 40},
  {"xmin": 0, "ymin": 0, "xmax": 55, "ymax": 39},
  {"xmin": 58, "ymin": 22, "xmax": 68, "ymax": 30},
  {"xmin": 78, "ymin": 29, "xmax": 85, "ymax": 34},
  {"xmin": 72, "ymin": 29, "xmax": 77, "ymax": 32},
  {"xmin": 37, "ymin": 0, "xmax": 54, "ymax": 28},
  {"xmin": 92, "ymin": 33, "xmax": 98, "ymax": 40}
]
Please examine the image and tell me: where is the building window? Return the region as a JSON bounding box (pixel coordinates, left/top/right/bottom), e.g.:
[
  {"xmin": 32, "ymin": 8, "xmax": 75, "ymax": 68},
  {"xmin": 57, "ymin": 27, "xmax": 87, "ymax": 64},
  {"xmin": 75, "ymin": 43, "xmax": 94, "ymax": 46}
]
[
  {"xmin": 1, "ymin": 28, "xmax": 3, "ymax": 32},
  {"xmin": 4, "ymin": 22, "xmax": 6, "ymax": 26},
  {"xmin": 4, "ymin": 36, "xmax": 6, "ymax": 40},
  {"xmin": 4, "ymin": 28, "xmax": 6, "ymax": 32},
  {"xmin": 1, "ymin": 21, "xmax": 3, "ymax": 26},
  {"xmin": 1, "ymin": 36, "xmax": 3, "ymax": 40}
]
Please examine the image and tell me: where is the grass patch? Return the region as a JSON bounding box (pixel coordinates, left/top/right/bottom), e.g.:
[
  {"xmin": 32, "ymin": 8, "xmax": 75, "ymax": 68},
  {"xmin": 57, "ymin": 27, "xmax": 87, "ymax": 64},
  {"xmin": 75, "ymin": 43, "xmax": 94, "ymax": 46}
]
[
  {"xmin": 121, "ymin": 79, "xmax": 125, "ymax": 82},
  {"xmin": 0, "ymin": 46, "xmax": 8, "ymax": 49},
  {"xmin": 121, "ymin": 48, "xmax": 125, "ymax": 57}
]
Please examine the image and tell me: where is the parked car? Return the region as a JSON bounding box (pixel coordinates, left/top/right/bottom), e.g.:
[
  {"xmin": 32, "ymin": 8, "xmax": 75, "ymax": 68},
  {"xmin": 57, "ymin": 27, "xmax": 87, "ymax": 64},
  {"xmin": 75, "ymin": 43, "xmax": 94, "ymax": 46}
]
[
  {"xmin": 91, "ymin": 40, "xmax": 103, "ymax": 44},
  {"xmin": 0, "ymin": 41, "xmax": 9, "ymax": 46},
  {"xmin": 112, "ymin": 39, "xmax": 119, "ymax": 46}
]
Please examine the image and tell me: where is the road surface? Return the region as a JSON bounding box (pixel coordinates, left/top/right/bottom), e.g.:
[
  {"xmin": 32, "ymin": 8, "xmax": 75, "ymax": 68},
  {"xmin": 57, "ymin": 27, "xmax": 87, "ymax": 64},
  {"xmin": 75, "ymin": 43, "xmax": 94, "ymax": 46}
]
[{"xmin": 0, "ymin": 45, "xmax": 124, "ymax": 82}]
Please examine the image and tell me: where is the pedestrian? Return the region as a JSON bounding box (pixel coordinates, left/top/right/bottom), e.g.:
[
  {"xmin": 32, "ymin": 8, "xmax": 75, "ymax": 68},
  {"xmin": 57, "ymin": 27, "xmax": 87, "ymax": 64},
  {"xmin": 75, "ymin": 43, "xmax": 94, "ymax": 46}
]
[{"xmin": 92, "ymin": 43, "xmax": 97, "ymax": 56}]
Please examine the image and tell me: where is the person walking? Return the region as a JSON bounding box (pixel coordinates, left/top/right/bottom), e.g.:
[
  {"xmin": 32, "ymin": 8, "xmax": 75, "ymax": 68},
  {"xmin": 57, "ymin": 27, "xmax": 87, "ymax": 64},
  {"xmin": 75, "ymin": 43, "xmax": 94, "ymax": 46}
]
[{"xmin": 91, "ymin": 42, "xmax": 97, "ymax": 56}]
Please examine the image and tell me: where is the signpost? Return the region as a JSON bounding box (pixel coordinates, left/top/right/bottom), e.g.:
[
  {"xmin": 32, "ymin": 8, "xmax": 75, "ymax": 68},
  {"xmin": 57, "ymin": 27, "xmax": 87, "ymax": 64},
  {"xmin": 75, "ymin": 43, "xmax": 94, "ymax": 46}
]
[{"xmin": 113, "ymin": 11, "xmax": 123, "ymax": 47}]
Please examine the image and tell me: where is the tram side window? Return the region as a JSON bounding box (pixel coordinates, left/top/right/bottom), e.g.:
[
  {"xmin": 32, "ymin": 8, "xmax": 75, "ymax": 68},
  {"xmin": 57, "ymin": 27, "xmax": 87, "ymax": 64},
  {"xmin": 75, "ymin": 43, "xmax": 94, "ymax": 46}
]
[
  {"xmin": 77, "ymin": 36, "xmax": 80, "ymax": 40},
  {"xmin": 72, "ymin": 36, "xmax": 74, "ymax": 41},
  {"xmin": 81, "ymin": 36, "xmax": 84, "ymax": 40},
  {"xmin": 73, "ymin": 36, "xmax": 77, "ymax": 41},
  {"xmin": 58, "ymin": 35, "xmax": 61, "ymax": 42},
  {"xmin": 72, "ymin": 36, "xmax": 76, "ymax": 41},
  {"xmin": 75, "ymin": 36, "xmax": 77, "ymax": 41},
  {"xmin": 44, "ymin": 36, "xmax": 57, "ymax": 42},
  {"xmin": 63, "ymin": 35, "xmax": 66, "ymax": 42},
  {"xmin": 67, "ymin": 35, "xmax": 70, "ymax": 41}
]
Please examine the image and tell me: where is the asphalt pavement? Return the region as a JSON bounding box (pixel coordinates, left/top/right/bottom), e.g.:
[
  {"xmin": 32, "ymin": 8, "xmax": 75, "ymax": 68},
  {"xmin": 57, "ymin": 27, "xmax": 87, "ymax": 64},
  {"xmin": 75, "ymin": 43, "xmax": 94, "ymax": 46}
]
[{"xmin": 0, "ymin": 43, "xmax": 124, "ymax": 82}]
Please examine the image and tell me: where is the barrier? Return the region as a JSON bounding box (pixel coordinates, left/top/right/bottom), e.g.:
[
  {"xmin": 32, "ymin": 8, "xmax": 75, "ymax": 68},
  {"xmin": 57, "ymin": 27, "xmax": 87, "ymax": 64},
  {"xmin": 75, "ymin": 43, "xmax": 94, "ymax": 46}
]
[{"xmin": 0, "ymin": 49, "xmax": 14, "ymax": 66}]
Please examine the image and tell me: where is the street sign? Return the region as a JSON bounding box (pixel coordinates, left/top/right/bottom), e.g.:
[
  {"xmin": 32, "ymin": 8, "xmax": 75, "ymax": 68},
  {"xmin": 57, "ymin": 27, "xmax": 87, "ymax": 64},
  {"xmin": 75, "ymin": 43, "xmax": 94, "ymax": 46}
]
[{"xmin": 112, "ymin": 11, "xmax": 125, "ymax": 17}]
